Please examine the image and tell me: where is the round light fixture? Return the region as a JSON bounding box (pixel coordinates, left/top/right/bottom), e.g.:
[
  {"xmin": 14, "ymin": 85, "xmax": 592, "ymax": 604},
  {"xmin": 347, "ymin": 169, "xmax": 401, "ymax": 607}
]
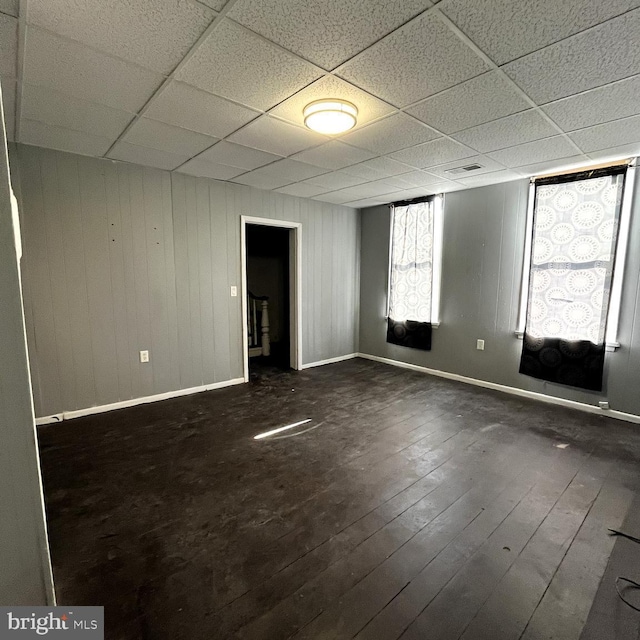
[{"xmin": 303, "ymin": 99, "xmax": 358, "ymax": 135}]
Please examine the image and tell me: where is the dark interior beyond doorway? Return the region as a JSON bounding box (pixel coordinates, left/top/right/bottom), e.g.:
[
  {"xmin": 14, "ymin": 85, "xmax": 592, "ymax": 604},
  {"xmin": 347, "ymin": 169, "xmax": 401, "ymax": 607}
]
[{"xmin": 247, "ymin": 224, "xmax": 290, "ymax": 374}]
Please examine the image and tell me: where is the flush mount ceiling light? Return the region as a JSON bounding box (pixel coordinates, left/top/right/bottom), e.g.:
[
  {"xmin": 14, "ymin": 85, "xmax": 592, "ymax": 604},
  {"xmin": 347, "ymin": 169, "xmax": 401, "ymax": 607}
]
[{"xmin": 303, "ymin": 99, "xmax": 358, "ymax": 135}]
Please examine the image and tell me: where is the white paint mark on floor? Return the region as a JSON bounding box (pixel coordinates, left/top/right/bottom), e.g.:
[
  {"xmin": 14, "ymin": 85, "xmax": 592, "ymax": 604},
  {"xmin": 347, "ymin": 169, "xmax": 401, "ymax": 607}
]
[
  {"xmin": 254, "ymin": 419, "xmax": 312, "ymax": 440},
  {"xmin": 555, "ymin": 443, "xmax": 569, "ymax": 449}
]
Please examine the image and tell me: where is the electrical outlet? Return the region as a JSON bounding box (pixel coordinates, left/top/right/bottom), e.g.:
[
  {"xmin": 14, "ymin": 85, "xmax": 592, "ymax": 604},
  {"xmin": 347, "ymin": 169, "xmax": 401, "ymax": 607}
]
[
  {"xmin": 230, "ymin": 286, "xmax": 237, "ymax": 297},
  {"xmin": 599, "ymin": 401, "xmax": 610, "ymax": 410},
  {"xmin": 140, "ymin": 350, "xmax": 149, "ymax": 363},
  {"xmin": 476, "ymin": 339, "xmax": 485, "ymax": 351}
]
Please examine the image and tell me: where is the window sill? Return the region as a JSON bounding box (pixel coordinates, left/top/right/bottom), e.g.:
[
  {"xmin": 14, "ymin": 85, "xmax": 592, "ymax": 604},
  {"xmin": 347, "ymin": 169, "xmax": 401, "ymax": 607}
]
[{"xmin": 514, "ymin": 331, "xmax": 620, "ymax": 352}]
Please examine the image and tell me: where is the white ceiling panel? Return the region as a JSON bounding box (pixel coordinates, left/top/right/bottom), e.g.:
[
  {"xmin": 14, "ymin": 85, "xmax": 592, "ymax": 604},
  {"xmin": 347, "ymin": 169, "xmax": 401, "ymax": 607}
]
[
  {"xmin": 306, "ymin": 170, "xmax": 369, "ymax": 190},
  {"xmin": 21, "ymin": 84, "xmax": 134, "ymax": 140},
  {"xmin": 108, "ymin": 141, "xmax": 191, "ymax": 170},
  {"xmin": 268, "ymin": 74, "xmax": 394, "ymax": 130},
  {"xmin": 28, "ymin": 0, "xmax": 215, "ymax": 75},
  {"xmin": 439, "ymin": 0, "xmax": 640, "ymax": 65},
  {"xmin": 504, "ymin": 10, "xmax": 640, "ymax": 104},
  {"xmin": 381, "ymin": 170, "xmax": 445, "ymax": 189},
  {"xmin": 291, "ymin": 140, "xmax": 375, "ymax": 170},
  {"xmin": 227, "ymin": 0, "xmax": 433, "ymax": 70},
  {"xmin": 390, "ymin": 138, "xmax": 476, "ymax": 168},
  {"xmin": 274, "ymin": 182, "xmax": 330, "ymax": 197},
  {"xmin": 177, "ymin": 19, "xmax": 322, "ymax": 110},
  {"xmin": 328, "ymin": 181, "xmax": 397, "ymax": 202},
  {"xmin": 24, "ymin": 27, "xmax": 164, "ymax": 113},
  {"xmin": 1, "ymin": 76, "xmax": 15, "ymax": 141},
  {"xmin": 176, "ymin": 157, "xmax": 245, "ymax": 180},
  {"xmin": 21, "ymin": 119, "xmax": 113, "ymax": 156},
  {"xmin": 452, "ymin": 110, "xmax": 558, "ymax": 153},
  {"xmin": 514, "ymin": 155, "xmax": 591, "ymax": 178},
  {"xmin": 197, "ymin": 140, "xmax": 281, "ymax": 170},
  {"xmin": 426, "ymin": 155, "xmax": 506, "ymax": 179},
  {"xmin": 542, "ymin": 75, "xmax": 640, "ymax": 132},
  {"xmin": 122, "ymin": 117, "xmax": 218, "ymax": 157},
  {"xmin": 585, "ymin": 143, "xmax": 640, "ymax": 163},
  {"xmin": 227, "ymin": 116, "xmax": 327, "ymax": 156},
  {"xmin": 406, "ymin": 72, "xmax": 529, "ymax": 134},
  {"xmin": 455, "ymin": 169, "xmax": 521, "ymax": 188},
  {"xmin": 343, "ymin": 156, "xmax": 415, "ymax": 180},
  {"xmin": 338, "ymin": 12, "xmax": 489, "ymax": 107},
  {"xmin": 232, "ymin": 158, "xmax": 327, "ymax": 190},
  {"xmin": 0, "ymin": 1, "xmax": 18, "ymax": 17},
  {"xmin": 145, "ymin": 81, "xmax": 260, "ymax": 139},
  {"xmin": 343, "ymin": 197, "xmax": 389, "ymax": 208},
  {"xmin": 0, "ymin": 13, "xmax": 17, "ymax": 77},
  {"xmin": 311, "ymin": 190, "xmax": 355, "ymax": 204},
  {"xmin": 341, "ymin": 114, "xmax": 439, "ymax": 155},
  {"xmin": 196, "ymin": 0, "xmax": 227, "ymax": 10},
  {"xmin": 488, "ymin": 136, "xmax": 578, "ymax": 168},
  {"xmin": 569, "ymin": 115, "xmax": 640, "ymax": 153}
]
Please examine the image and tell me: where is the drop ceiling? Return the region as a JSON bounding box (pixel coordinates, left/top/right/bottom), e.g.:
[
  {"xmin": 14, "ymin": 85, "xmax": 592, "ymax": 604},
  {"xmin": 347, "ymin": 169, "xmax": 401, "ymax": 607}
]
[{"xmin": 2, "ymin": 0, "xmax": 640, "ymax": 209}]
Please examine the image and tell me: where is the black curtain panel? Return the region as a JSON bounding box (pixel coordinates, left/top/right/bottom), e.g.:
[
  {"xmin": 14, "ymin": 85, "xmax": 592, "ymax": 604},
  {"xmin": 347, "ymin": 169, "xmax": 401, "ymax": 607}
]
[
  {"xmin": 519, "ymin": 165, "xmax": 627, "ymax": 391},
  {"xmin": 387, "ymin": 318, "xmax": 432, "ymax": 351},
  {"xmin": 519, "ymin": 334, "xmax": 606, "ymax": 391}
]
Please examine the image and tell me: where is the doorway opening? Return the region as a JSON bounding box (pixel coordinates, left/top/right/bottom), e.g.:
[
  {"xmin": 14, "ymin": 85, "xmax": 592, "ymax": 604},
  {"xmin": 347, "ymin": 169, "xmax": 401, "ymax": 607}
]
[{"xmin": 241, "ymin": 216, "xmax": 301, "ymax": 383}]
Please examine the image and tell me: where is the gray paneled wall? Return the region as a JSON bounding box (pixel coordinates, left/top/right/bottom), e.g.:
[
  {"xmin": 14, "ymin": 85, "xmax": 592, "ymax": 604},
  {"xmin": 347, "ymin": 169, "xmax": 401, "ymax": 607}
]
[
  {"xmin": 359, "ymin": 177, "xmax": 640, "ymax": 417},
  {"xmin": 10, "ymin": 144, "xmax": 359, "ymax": 418}
]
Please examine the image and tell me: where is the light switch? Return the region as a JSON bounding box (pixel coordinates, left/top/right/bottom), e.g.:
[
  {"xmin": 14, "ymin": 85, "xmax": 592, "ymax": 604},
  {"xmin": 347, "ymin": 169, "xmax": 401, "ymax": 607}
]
[
  {"xmin": 230, "ymin": 286, "xmax": 238, "ymax": 297},
  {"xmin": 476, "ymin": 339, "xmax": 485, "ymax": 351},
  {"xmin": 140, "ymin": 350, "xmax": 149, "ymax": 363}
]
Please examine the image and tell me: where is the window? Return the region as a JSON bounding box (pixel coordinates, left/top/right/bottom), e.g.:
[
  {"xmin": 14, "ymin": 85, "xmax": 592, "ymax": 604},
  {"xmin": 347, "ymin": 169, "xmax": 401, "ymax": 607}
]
[
  {"xmin": 518, "ymin": 161, "xmax": 635, "ymax": 348},
  {"xmin": 387, "ymin": 195, "xmax": 443, "ymax": 326}
]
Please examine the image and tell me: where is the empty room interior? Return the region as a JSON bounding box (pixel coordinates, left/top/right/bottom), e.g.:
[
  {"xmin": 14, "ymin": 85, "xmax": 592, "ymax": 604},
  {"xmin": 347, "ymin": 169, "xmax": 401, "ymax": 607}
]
[{"xmin": 3, "ymin": 0, "xmax": 640, "ymax": 638}]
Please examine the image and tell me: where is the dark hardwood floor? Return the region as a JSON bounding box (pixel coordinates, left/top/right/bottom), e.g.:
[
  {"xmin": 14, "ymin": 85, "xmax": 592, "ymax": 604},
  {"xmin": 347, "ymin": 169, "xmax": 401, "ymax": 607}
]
[{"xmin": 37, "ymin": 358, "xmax": 640, "ymax": 640}]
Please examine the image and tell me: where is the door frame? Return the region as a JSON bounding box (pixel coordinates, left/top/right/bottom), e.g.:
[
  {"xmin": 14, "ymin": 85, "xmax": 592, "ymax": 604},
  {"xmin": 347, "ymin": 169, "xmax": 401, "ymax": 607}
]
[{"xmin": 240, "ymin": 215, "xmax": 302, "ymax": 382}]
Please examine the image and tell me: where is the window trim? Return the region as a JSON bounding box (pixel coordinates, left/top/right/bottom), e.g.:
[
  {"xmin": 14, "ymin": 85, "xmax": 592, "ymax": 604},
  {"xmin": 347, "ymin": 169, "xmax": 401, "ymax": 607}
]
[
  {"xmin": 385, "ymin": 194, "xmax": 444, "ymax": 328},
  {"xmin": 515, "ymin": 159, "xmax": 636, "ymax": 351}
]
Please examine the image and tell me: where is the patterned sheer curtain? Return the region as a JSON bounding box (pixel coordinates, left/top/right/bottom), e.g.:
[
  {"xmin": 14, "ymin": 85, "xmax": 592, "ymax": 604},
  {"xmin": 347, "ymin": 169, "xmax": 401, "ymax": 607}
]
[
  {"xmin": 387, "ymin": 199, "xmax": 434, "ymax": 350},
  {"xmin": 520, "ymin": 166, "xmax": 627, "ymax": 391}
]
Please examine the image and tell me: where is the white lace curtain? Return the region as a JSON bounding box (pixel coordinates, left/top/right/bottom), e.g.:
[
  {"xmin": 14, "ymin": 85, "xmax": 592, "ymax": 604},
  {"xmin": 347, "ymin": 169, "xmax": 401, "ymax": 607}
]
[
  {"xmin": 388, "ymin": 200, "xmax": 434, "ymax": 323},
  {"xmin": 527, "ymin": 170, "xmax": 626, "ymax": 344}
]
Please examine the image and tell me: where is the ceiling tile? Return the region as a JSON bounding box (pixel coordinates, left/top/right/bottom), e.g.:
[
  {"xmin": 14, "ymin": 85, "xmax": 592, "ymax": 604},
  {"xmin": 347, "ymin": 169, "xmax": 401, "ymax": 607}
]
[
  {"xmin": 342, "ymin": 156, "xmax": 413, "ymax": 181},
  {"xmin": 514, "ymin": 155, "xmax": 591, "ymax": 178},
  {"xmin": 541, "ymin": 75, "xmax": 640, "ymax": 132},
  {"xmin": 176, "ymin": 19, "xmax": 322, "ymax": 110},
  {"xmin": 341, "ymin": 113, "xmax": 440, "ymax": 154},
  {"xmin": 233, "ymin": 158, "xmax": 327, "ymax": 190},
  {"xmin": 145, "ymin": 81, "xmax": 260, "ymax": 138},
  {"xmin": 406, "ymin": 71, "xmax": 529, "ymax": 134},
  {"xmin": 274, "ymin": 182, "xmax": 329, "ymax": 197},
  {"xmin": 227, "ymin": 116, "xmax": 327, "ymax": 156},
  {"xmin": 176, "ymin": 157, "xmax": 245, "ymax": 180},
  {"xmin": 28, "ymin": 0, "xmax": 215, "ymax": 75},
  {"xmin": 0, "ymin": 13, "xmax": 17, "ymax": 77},
  {"xmin": 21, "ymin": 119, "xmax": 113, "ymax": 156},
  {"xmin": 504, "ymin": 10, "xmax": 640, "ymax": 104},
  {"xmin": 343, "ymin": 197, "xmax": 389, "ymax": 208},
  {"xmin": 227, "ymin": 0, "xmax": 433, "ymax": 70},
  {"xmin": 311, "ymin": 190, "xmax": 356, "ymax": 204},
  {"xmin": 306, "ymin": 170, "xmax": 369, "ymax": 190},
  {"xmin": 326, "ymin": 181, "xmax": 397, "ymax": 203},
  {"xmin": 569, "ymin": 115, "xmax": 640, "ymax": 153},
  {"xmin": 439, "ymin": 0, "xmax": 640, "ymax": 65},
  {"xmin": 586, "ymin": 143, "xmax": 640, "ymax": 163},
  {"xmin": 108, "ymin": 141, "xmax": 191, "ymax": 170},
  {"xmin": 197, "ymin": 140, "xmax": 281, "ymax": 170},
  {"xmin": 291, "ymin": 140, "xmax": 375, "ymax": 170},
  {"xmin": 269, "ymin": 75, "xmax": 394, "ymax": 131},
  {"xmin": 0, "ymin": 1, "xmax": 18, "ymax": 17},
  {"xmin": 452, "ymin": 110, "xmax": 558, "ymax": 153},
  {"xmin": 1, "ymin": 76, "xmax": 15, "ymax": 141},
  {"xmin": 21, "ymin": 83, "xmax": 134, "ymax": 139},
  {"xmin": 381, "ymin": 170, "xmax": 445, "ymax": 189},
  {"xmin": 427, "ymin": 155, "xmax": 506, "ymax": 178},
  {"xmin": 24, "ymin": 27, "xmax": 163, "ymax": 113},
  {"xmin": 338, "ymin": 12, "xmax": 489, "ymax": 107},
  {"xmin": 122, "ymin": 117, "xmax": 218, "ymax": 157},
  {"xmin": 455, "ymin": 169, "xmax": 522, "ymax": 188},
  {"xmin": 487, "ymin": 136, "xmax": 578, "ymax": 168},
  {"xmin": 390, "ymin": 138, "xmax": 476, "ymax": 168},
  {"xmin": 196, "ymin": 0, "xmax": 226, "ymax": 10}
]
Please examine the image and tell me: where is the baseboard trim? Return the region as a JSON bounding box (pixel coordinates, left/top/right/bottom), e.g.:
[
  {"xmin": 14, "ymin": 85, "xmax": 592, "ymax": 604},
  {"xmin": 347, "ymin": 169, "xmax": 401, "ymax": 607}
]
[
  {"xmin": 35, "ymin": 378, "xmax": 245, "ymax": 426},
  {"xmin": 357, "ymin": 353, "xmax": 640, "ymax": 426},
  {"xmin": 301, "ymin": 353, "xmax": 358, "ymax": 370}
]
